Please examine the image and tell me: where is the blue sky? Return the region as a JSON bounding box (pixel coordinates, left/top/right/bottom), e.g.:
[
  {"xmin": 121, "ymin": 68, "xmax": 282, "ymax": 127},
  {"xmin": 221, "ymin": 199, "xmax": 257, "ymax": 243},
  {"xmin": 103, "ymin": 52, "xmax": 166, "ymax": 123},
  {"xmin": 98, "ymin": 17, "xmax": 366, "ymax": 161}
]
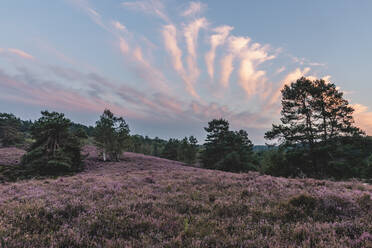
[{"xmin": 0, "ymin": 0, "xmax": 371, "ymax": 144}]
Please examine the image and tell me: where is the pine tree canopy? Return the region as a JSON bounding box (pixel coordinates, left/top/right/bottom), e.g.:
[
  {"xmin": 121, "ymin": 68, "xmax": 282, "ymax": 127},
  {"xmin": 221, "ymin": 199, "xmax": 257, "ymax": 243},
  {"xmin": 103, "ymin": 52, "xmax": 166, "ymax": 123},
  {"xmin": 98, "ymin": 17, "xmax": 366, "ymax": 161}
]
[
  {"xmin": 265, "ymin": 77, "xmax": 363, "ymax": 147},
  {"xmin": 21, "ymin": 111, "xmax": 84, "ymax": 175}
]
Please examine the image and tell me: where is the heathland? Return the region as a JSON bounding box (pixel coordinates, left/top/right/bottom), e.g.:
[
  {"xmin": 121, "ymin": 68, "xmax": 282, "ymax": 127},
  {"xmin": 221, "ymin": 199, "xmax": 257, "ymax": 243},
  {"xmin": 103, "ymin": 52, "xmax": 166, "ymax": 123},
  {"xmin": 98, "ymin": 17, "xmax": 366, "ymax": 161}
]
[{"xmin": 1, "ymin": 146, "xmax": 371, "ymax": 247}]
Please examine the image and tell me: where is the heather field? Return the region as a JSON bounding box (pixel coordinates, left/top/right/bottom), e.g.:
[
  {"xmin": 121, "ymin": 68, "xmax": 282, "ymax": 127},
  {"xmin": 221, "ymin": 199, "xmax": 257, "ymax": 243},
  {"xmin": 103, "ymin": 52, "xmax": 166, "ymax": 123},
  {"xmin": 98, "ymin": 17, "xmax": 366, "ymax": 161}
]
[{"xmin": 0, "ymin": 146, "xmax": 371, "ymax": 247}]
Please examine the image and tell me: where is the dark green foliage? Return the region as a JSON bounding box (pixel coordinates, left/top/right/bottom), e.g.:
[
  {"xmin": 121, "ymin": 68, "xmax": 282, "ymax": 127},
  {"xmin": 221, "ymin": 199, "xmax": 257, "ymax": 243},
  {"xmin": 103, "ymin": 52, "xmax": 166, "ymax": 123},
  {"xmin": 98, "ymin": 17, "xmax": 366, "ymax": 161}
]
[
  {"xmin": 0, "ymin": 164, "xmax": 37, "ymax": 182},
  {"xmin": 127, "ymin": 135, "xmax": 199, "ymax": 164},
  {"xmin": 94, "ymin": 109, "xmax": 130, "ymax": 161},
  {"xmin": 161, "ymin": 136, "xmax": 199, "ymax": 164},
  {"xmin": 70, "ymin": 122, "xmax": 95, "ymax": 137},
  {"xmin": 201, "ymin": 119, "xmax": 256, "ymax": 172},
  {"xmin": 265, "ymin": 77, "xmax": 363, "ymax": 146},
  {"xmin": 20, "ymin": 111, "xmax": 84, "ymax": 176},
  {"xmin": 20, "ymin": 119, "xmax": 33, "ymax": 132},
  {"xmin": 264, "ymin": 77, "xmax": 372, "ymax": 179},
  {"xmin": 161, "ymin": 138, "xmax": 180, "ymax": 161},
  {"xmin": 0, "ymin": 113, "xmax": 24, "ymax": 147},
  {"xmin": 185, "ymin": 136, "xmax": 198, "ymax": 164},
  {"xmin": 128, "ymin": 135, "xmax": 155, "ymax": 155}
]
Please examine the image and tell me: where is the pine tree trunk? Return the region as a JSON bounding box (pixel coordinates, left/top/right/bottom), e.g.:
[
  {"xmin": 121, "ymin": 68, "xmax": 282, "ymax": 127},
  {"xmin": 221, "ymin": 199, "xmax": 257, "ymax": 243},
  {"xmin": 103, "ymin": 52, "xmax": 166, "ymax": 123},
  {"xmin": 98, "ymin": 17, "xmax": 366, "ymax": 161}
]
[{"xmin": 103, "ymin": 151, "xmax": 106, "ymax": 161}]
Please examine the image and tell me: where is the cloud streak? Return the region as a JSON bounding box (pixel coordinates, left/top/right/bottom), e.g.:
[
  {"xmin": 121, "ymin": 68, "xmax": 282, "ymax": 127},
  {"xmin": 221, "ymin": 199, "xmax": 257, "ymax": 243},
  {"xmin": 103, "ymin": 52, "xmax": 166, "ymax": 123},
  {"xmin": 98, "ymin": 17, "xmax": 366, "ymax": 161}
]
[
  {"xmin": 112, "ymin": 21, "xmax": 127, "ymax": 32},
  {"xmin": 183, "ymin": 18, "xmax": 208, "ymax": 97},
  {"xmin": 205, "ymin": 25, "xmax": 233, "ymax": 80},
  {"xmin": 122, "ymin": 0, "xmax": 170, "ymax": 23},
  {"xmin": 0, "ymin": 48, "xmax": 34, "ymax": 60},
  {"xmin": 181, "ymin": 1, "xmax": 206, "ymax": 17},
  {"xmin": 7, "ymin": 49, "xmax": 34, "ymax": 59},
  {"xmin": 162, "ymin": 24, "xmax": 199, "ymax": 97}
]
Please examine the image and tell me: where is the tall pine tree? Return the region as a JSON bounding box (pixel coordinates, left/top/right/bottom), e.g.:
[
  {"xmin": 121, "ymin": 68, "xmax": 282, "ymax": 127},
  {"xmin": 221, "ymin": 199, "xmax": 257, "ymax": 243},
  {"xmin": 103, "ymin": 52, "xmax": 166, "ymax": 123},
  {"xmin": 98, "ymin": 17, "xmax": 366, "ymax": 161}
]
[{"xmin": 265, "ymin": 77, "xmax": 369, "ymax": 178}]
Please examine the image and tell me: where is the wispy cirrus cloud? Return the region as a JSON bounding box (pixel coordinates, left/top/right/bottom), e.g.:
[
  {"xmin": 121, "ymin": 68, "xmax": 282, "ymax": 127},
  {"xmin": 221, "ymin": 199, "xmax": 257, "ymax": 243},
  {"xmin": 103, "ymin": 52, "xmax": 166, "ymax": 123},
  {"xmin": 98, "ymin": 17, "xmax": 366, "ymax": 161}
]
[
  {"xmin": 275, "ymin": 66, "xmax": 286, "ymax": 74},
  {"xmin": 162, "ymin": 24, "xmax": 184, "ymax": 74},
  {"xmin": 205, "ymin": 25, "xmax": 233, "ymax": 80},
  {"xmin": 217, "ymin": 35, "xmax": 275, "ymax": 97},
  {"xmin": 181, "ymin": 1, "xmax": 206, "ymax": 17},
  {"xmin": 237, "ymin": 42, "xmax": 275, "ymax": 97},
  {"xmin": 131, "ymin": 46, "xmax": 170, "ymax": 92},
  {"xmin": 162, "ymin": 18, "xmax": 208, "ymax": 98},
  {"xmin": 0, "ymin": 48, "xmax": 34, "ymax": 60},
  {"xmin": 67, "ymin": 0, "xmax": 109, "ymax": 30},
  {"xmin": 8, "ymin": 49, "xmax": 34, "ymax": 59},
  {"xmin": 112, "ymin": 21, "xmax": 127, "ymax": 32},
  {"xmin": 183, "ymin": 18, "xmax": 208, "ymax": 97},
  {"xmin": 162, "ymin": 24, "xmax": 201, "ymax": 97},
  {"xmin": 220, "ymin": 54, "xmax": 234, "ymax": 88},
  {"xmin": 119, "ymin": 37, "xmax": 130, "ymax": 54},
  {"xmin": 122, "ymin": 0, "xmax": 170, "ymax": 23}
]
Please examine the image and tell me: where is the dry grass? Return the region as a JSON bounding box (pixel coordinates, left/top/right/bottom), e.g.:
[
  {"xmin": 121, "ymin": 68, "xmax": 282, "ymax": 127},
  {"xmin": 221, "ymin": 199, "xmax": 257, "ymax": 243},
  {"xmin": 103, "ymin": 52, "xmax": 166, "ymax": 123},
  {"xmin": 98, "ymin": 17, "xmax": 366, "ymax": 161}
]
[{"xmin": 0, "ymin": 146, "xmax": 372, "ymax": 247}]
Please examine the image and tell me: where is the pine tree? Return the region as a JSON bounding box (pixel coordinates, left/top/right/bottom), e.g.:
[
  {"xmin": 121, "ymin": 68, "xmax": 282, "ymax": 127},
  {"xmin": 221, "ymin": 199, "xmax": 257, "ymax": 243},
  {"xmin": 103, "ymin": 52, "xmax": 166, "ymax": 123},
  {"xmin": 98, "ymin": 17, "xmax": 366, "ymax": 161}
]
[
  {"xmin": 21, "ymin": 111, "xmax": 84, "ymax": 175},
  {"xmin": 161, "ymin": 138, "xmax": 179, "ymax": 160},
  {"xmin": 265, "ymin": 77, "xmax": 368, "ymax": 178},
  {"xmin": 201, "ymin": 119, "xmax": 230, "ymax": 169},
  {"xmin": 94, "ymin": 109, "xmax": 130, "ymax": 161},
  {"xmin": 201, "ymin": 119, "xmax": 256, "ymax": 172},
  {"xmin": 265, "ymin": 77, "xmax": 363, "ymax": 147}
]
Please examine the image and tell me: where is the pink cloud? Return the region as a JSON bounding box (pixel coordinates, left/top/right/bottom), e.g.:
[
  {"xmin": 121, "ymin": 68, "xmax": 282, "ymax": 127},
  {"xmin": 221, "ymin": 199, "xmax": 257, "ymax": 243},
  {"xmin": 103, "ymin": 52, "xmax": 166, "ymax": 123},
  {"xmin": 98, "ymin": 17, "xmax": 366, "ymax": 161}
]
[
  {"xmin": 352, "ymin": 104, "xmax": 372, "ymax": 135},
  {"xmin": 181, "ymin": 1, "xmax": 206, "ymax": 17},
  {"xmin": 275, "ymin": 66, "xmax": 286, "ymax": 74},
  {"xmin": 119, "ymin": 37, "xmax": 130, "ymax": 54},
  {"xmin": 131, "ymin": 46, "xmax": 170, "ymax": 92},
  {"xmin": 220, "ymin": 54, "xmax": 234, "ymax": 88},
  {"xmin": 162, "ymin": 24, "xmax": 199, "ymax": 98},
  {"xmin": 237, "ymin": 44, "xmax": 275, "ymax": 97},
  {"xmin": 112, "ymin": 21, "xmax": 127, "ymax": 32},
  {"xmin": 0, "ymin": 69, "xmax": 141, "ymax": 119},
  {"xmin": 268, "ymin": 67, "xmax": 311, "ymax": 105},
  {"xmin": 7, "ymin": 48, "xmax": 34, "ymax": 59},
  {"xmin": 205, "ymin": 25, "xmax": 233, "ymax": 80},
  {"xmin": 219, "ymin": 35, "xmax": 275, "ymax": 97},
  {"xmin": 162, "ymin": 24, "xmax": 184, "ymax": 74},
  {"xmin": 184, "ymin": 18, "xmax": 208, "ymax": 85}
]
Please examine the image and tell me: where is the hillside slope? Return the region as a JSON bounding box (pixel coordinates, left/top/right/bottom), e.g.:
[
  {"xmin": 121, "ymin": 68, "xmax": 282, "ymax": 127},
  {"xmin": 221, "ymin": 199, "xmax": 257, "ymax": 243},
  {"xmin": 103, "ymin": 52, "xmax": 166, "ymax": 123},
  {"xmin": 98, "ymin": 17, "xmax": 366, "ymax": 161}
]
[{"xmin": 0, "ymin": 146, "xmax": 372, "ymax": 247}]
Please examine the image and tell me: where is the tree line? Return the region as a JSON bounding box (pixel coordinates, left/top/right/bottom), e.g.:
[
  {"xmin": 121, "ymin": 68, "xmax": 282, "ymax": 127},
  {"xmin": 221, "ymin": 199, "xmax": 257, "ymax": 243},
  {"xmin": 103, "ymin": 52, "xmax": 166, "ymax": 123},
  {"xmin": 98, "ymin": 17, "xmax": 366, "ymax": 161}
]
[{"xmin": 0, "ymin": 77, "xmax": 371, "ymax": 180}]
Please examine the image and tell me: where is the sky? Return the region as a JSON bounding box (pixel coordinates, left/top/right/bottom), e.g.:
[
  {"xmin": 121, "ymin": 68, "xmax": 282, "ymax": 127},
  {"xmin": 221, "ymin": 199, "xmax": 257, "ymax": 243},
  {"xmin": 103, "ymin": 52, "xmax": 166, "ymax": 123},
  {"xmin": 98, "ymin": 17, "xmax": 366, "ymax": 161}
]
[{"xmin": 1, "ymin": 0, "xmax": 372, "ymax": 144}]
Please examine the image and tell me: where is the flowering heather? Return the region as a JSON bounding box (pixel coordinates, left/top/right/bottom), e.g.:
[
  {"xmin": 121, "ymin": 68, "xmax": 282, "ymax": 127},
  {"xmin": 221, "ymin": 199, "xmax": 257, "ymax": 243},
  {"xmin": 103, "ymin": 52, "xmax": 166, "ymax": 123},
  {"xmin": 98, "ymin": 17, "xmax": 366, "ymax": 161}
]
[
  {"xmin": 0, "ymin": 147, "xmax": 25, "ymax": 165},
  {"xmin": 0, "ymin": 146, "xmax": 372, "ymax": 247}
]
